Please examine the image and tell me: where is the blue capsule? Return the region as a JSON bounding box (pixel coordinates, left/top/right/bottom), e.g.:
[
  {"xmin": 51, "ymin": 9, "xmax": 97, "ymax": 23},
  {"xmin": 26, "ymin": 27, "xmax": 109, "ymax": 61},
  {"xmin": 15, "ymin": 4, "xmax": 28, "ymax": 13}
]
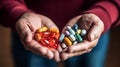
[
  {"xmin": 59, "ymin": 34, "xmax": 65, "ymax": 43},
  {"xmin": 72, "ymin": 24, "xmax": 78, "ymax": 31}
]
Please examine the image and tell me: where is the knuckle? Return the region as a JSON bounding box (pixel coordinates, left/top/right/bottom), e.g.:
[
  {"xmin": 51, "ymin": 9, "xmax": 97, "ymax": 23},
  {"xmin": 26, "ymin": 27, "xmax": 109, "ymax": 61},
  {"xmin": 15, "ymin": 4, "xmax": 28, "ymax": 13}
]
[{"xmin": 84, "ymin": 45, "xmax": 89, "ymax": 51}]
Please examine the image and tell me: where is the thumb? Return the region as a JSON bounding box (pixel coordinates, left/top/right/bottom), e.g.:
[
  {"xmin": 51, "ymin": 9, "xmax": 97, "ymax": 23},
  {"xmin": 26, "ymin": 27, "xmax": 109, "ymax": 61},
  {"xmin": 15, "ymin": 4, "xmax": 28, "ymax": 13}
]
[
  {"xmin": 88, "ymin": 20, "xmax": 104, "ymax": 41},
  {"xmin": 16, "ymin": 22, "xmax": 33, "ymax": 43}
]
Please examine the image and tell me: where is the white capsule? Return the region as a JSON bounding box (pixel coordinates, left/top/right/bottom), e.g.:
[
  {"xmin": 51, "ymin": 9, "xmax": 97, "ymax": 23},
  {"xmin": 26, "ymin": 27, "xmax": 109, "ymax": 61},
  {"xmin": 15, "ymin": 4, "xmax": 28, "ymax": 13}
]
[
  {"xmin": 73, "ymin": 41, "xmax": 78, "ymax": 45},
  {"xmin": 81, "ymin": 29, "xmax": 87, "ymax": 36},
  {"xmin": 68, "ymin": 34, "xmax": 76, "ymax": 42},
  {"xmin": 67, "ymin": 26, "xmax": 75, "ymax": 35},
  {"xmin": 65, "ymin": 30, "xmax": 70, "ymax": 36},
  {"xmin": 61, "ymin": 43, "xmax": 67, "ymax": 49}
]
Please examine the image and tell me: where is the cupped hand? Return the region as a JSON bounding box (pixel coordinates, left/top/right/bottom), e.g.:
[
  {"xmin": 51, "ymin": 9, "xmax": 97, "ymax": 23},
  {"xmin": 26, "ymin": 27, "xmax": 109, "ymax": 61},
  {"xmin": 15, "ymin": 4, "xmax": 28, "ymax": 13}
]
[
  {"xmin": 15, "ymin": 12, "xmax": 61, "ymax": 62},
  {"xmin": 60, "ymin": 13, "xmax": 104, "ymax": 61}
]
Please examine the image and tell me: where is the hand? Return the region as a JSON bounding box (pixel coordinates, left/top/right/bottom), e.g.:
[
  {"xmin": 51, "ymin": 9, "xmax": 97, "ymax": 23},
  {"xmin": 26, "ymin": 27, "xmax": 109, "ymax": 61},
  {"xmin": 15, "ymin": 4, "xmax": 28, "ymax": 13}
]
[
  {"xmin": 60, "ymin": 13, "xmax": 104, "ymax": 61},
  {"xmin": 15, "ymin": 12, "xmax": 61, "ymax": 62}
]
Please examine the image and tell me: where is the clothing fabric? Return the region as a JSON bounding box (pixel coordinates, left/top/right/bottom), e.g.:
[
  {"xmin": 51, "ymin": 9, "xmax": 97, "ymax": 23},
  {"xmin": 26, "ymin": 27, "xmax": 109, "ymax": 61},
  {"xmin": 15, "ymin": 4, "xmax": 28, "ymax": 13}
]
[
  {"xmin": 0, "ymin": 0, "xmax": 119, "ymax": 33},
  {"xmin": 0, "ymin": 0, "xmax": 117, "ymax": 67},
  {"xmin": 12, "ymin": 31, "xmax": 109, "ymax": 67}
]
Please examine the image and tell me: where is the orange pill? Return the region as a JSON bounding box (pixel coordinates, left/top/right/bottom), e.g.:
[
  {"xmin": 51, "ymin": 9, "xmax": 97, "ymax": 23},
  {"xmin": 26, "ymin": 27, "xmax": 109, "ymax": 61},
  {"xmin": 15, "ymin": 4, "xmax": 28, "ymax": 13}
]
[
  {"xmin": 64, "ymin": 37, "xmax": 72, "ymax": 46},
  {"xmin": 55, "ymin": 33, "xmax": 60, "ymax": 39},
  {"xmin": 35, "ymin": 33, "xmax": 41, "ymax": 41},
  {"xmin": 49, "ymin": 28, "xmax": 59, "ymax": 33},
  {"xmin": 37, "ymin": 26, "xmax": 48, "ymax": 33}
]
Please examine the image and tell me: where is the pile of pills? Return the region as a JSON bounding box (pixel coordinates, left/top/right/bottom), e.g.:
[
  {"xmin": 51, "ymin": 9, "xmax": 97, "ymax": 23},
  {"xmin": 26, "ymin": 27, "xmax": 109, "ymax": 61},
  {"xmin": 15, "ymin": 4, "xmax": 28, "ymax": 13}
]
[
  {"xmin": 35, "ymin": 26, "xmax": 60, "ymax": 49},
  {"xmin": 34, "ymin": 24, "xmax": 87, "ymax": 50},
  {"xmin": 59, "ymin": 24, "xmax": 87, "ymax": 49}
]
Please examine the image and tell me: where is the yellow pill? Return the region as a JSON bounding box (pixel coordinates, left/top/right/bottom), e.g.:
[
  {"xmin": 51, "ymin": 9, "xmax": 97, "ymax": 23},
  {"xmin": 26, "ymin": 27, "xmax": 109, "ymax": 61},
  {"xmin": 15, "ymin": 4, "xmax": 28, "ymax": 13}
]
[
  {"xmin": 35, "ymin": 33, "xmax": 41, "ymax": 41},
  {"xmin": 37, "ymin": 26, "xmax": 48, "ymax": 33},
  {"xmin": 49, "ymin": 28, "xmax": 59, "ymax": 33},
  {"xmin": 64, "ymin": 37, "xmax": 72, "ymax": 46},
  {"xmin": 76, "ymin": 29, "xmax": 81, "ymax": 34}
]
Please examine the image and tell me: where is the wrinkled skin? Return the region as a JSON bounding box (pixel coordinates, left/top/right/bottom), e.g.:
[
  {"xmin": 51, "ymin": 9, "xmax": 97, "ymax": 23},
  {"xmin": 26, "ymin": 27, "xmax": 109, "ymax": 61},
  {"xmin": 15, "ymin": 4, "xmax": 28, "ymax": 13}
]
[
  {"xmin": 16, "ymin": 12, "xmax": 62, "ymax": 62},
  {"xmin": 60, "ymin": 14, "xmax": 104, "ymax": 61},
  {"xmin": 16, "ymin": 12, "xmax": 104, "ymax": 62}
]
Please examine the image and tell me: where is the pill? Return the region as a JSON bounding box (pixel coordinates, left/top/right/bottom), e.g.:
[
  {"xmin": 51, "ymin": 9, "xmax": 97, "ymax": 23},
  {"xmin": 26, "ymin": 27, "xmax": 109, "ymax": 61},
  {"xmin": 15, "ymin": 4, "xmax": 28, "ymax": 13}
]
[
  {"xmin": 35, "ymin": 33, "xmax": 41, "ymax": 41},
  {"xmin": 75, "ymin": 33, "xmax": 83, "ymax": 42},
  {"xmin": 73, "ymin": 41, "xmax": 78, "ymax": 45},
  {"xmin": 67, "ymin": 26, "xmax": 75, "ymax": 35},
  {"xmin": 49, "ymin": 28, "xmax": 59, "ymax": 33},
  {"xmin": 72, "ymin": 24, "xmax": 78, "ymax": 31},
  {"xmin": 76, "ymin": 29, "xmax": 81, "ymax": 34},
  {"xmin": 61, "ymin": 43, "xmax": 67, "ymax": 49},
  {"xmin": 54, "ymin": 33, "xmax": 60, "ymax": 39},
  {"xmin": 50, "ymin": 32, "xmax": 56, "ymax": 38},
  {"xmin": 37, "ymin": 26, "xmax": 48, "ymax": 33},
  {"xmin": 59, "ymin": 34, "xmax": 65, "ymax": 43},
  {"xmin": 49, "ymin": 39, "xmax": 56, "ymax": 46},
  {"xmin": 68, "ymin": 34, "xmax": 76, "ymax": 42},
  {"xmin": 65, "ymin": 30, "xmax": 70, "ymax": 36},
  {"xmin": 64, "ymin": 37, "xmax": 72, "ymax": 46},
  {"xmin": 80, "ymin": 29, "xmax": 87, "ymax": 36}
]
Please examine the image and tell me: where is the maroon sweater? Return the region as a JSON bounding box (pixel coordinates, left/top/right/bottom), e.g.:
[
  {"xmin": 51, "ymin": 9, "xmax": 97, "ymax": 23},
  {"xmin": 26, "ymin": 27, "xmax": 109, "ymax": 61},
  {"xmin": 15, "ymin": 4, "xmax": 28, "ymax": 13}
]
[{"xmin": 0, "ymin": 0, "xmax": 119, "ymax": 32}]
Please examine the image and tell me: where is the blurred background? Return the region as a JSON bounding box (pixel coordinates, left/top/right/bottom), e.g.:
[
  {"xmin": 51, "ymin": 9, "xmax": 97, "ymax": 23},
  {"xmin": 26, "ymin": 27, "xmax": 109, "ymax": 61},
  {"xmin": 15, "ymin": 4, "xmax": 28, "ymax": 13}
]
[{"xmin": 0, "ymin": 25, "xmax": 120, "ymax": 67}]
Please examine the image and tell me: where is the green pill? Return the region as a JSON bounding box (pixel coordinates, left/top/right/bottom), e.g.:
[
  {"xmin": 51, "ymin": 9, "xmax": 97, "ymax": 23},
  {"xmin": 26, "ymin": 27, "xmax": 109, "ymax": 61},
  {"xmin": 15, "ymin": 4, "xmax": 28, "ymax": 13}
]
[{"xmin": 75, "ymin": 33, "xmax": 83, "ymax": 42}]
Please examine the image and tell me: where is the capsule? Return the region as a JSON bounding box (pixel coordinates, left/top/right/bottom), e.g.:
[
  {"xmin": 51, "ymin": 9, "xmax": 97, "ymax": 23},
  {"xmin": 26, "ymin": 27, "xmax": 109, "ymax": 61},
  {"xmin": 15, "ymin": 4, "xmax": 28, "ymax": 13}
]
[
  {"xmin": 35, "ymin": 33, "xmax": 41, "ymax": 41},
  {"xmin": 72, "ymin": 24, "xmax": 78, "ymax": 31},
  {"xmin": 37, "ymin": 26, "xmax": 48, "ymax": 33},
  {"xmin": 59, "ymin": 34, "xmax": 65, "ymax": 43},
  {"xmin": 49, "ymin": 28, "xmax": 59, "ymax": 33},
  {"xmin": 73, "ymin": 41, "xmax": 78, "ymax": 45},
  {"xmin": 75, "ymin": 33, "xmax": 83, "ymax": 42},
  {"xmin": 67, "ymin": 26, "xmax": 75, "ymax": 35},
  {"xmin": 80, "ymin": 29, "xmax": 87, "ymax": 36},
  {"xmin": 61, "ymin": 43, "xmax": 67, "ymax": 49},
  {"xmin": 54, "ymin": 33, "xmax": 60, "ymax": 39},
  {"xmin": 65, "ymin": 30, "xmax": 70, "ymax": 36},
  {"xmin": 68, "ymin": 34, "xmax": 76, "ymax": 42},
  {"xmin": 76, "ymin": 29, "xmax": 81, "ymax": 34},
  {"xmin": 64, "ymin": 37, "xmax": 72, "ymax": 46}
]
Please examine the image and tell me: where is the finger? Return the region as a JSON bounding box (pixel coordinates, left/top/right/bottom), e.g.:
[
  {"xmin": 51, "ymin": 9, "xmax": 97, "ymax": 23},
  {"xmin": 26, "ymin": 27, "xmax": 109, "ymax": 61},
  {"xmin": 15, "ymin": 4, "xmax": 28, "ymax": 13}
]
[
  {"xmin": 24, "ymin": 40, "xmax": 48, "ymax": 56},
  {"xmin": 77, "ymin": 14, "xmax": 104, "ymax": 41},
  {"xmin": 61, "ymin": 50, "xmax": 87, "ymax": 61},
  {"xmin": 57, "ymin": 44, "xmax": 63, "ymax": 53},
  {"xmin": 45, "ymin": 49, "xmax": 54, "ymax": 59},
  {"xmin": 87, "ymin": 18, "xmax": 104, "ymax": 41},
  {"xmin": 52, "ymin": 49, "xmax": 61, "ymax": 62},
  {"xmin": 16, "ymin": 21, "xmax": 33, "ymax": 42},
  {"xmin": 67, "ymin": 39, "xmax": 98, "ymax": 53}
]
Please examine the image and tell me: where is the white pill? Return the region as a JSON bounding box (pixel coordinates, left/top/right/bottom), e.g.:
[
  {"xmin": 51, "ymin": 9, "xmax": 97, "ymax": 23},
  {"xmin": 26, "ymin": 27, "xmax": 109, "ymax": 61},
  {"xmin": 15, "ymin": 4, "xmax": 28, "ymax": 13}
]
[
  {"xmin": 69, "ymin": 34, "xmax": 76, "ymax": 42},
  {"xmin": 81, "ymin": 29, "xmax": 87, "ymax": 36},
  {"xmin": 67, "ymin": 26, "xmax": 75, "ymax": 35},
  {"xmin": 61, "ymin": 43, "xmax": 67, "ymax": 49}
]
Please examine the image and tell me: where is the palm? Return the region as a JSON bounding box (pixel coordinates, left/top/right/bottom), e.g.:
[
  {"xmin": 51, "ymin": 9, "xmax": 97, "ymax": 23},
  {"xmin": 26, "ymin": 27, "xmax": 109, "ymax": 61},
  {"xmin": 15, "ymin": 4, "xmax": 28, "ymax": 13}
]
[{"xmin": 16, "ymin": 13, "xmax": 61, "ymax": 62}]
